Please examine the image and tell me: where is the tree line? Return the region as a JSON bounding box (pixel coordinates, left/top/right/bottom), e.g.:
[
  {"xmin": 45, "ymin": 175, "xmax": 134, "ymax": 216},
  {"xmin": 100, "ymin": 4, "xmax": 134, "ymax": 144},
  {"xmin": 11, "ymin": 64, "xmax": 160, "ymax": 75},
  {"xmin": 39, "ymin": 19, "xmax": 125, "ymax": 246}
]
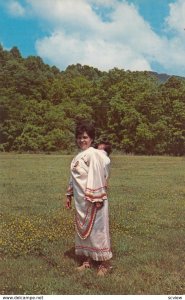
[{"xmin": 0, "ymin": 45, "xmax": 185, "ymax": 155}]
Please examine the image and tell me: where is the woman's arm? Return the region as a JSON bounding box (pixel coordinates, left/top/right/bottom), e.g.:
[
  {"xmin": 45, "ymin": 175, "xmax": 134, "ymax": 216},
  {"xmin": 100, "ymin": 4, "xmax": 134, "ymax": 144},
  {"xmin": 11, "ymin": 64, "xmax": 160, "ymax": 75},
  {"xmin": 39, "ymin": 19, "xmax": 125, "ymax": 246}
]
[{"xmin": 65, "ymin": 176, "xmax": 73, "ymax": 209}]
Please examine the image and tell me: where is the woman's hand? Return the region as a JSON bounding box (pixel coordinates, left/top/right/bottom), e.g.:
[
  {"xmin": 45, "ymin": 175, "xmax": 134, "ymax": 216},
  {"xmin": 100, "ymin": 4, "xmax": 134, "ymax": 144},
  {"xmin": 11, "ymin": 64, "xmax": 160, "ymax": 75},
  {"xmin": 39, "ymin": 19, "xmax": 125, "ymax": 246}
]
[
  {"xmin": 66, "ymin": 195, "xmax": 72, "ymax": 209},
  {"xmin": 95, "ymin": 202, "xmax": 103, "ymax": 209}
]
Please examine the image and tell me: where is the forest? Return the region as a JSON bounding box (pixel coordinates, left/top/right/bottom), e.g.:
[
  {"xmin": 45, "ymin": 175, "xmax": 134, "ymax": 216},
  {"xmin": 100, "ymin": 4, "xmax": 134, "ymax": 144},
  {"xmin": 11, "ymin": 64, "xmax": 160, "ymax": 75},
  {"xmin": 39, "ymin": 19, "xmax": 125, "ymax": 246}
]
[{"xmin": 0, "ymin": 45, "xmax": 185, "ymax": 155}]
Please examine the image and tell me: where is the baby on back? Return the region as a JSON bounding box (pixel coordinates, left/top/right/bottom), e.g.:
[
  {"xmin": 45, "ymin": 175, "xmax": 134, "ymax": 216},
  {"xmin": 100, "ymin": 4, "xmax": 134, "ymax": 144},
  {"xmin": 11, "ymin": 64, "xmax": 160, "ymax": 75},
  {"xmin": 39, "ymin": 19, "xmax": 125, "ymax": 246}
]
[
  {"xmin": 95, "ymin": 141, "xmax": 112, "ymax": 157},
  {"xmin": 95, "ymin": 141, "xmax": 112, "ymax": 187}
]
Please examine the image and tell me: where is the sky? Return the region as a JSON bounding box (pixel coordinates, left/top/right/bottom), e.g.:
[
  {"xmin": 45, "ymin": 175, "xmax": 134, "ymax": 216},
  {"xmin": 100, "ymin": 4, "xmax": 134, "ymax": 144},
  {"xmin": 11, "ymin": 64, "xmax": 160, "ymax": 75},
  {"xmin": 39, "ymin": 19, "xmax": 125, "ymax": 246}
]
[{"xmin": 0, "ymin": 0, "xmax": 185, "ymax": 76}]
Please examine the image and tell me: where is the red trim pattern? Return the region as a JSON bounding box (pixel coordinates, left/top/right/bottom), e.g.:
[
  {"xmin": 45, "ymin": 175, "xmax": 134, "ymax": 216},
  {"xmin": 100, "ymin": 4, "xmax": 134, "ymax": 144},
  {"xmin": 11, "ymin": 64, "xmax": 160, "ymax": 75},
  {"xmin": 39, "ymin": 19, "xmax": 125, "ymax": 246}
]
[
  {"xmin": 75, "ymin": 245, "xmax": 111, "ymax": 253},
  {"xmin": 86, "ymin": 186, "xmax": 106, "ymax": 192},
  {"xmin": 76, "ymin": 204, "xmax": 91, "ymax": 228},
  {"xmin": 85, "ymin": 193, "xmax": 107, "ymax": 199},
  {"xmin": 85, "ymin": 186, "xmax": 107, "ymax": 203},
  {"xmin": 75, "ymin": 204, "xmax": 97, "ymax": 240}
]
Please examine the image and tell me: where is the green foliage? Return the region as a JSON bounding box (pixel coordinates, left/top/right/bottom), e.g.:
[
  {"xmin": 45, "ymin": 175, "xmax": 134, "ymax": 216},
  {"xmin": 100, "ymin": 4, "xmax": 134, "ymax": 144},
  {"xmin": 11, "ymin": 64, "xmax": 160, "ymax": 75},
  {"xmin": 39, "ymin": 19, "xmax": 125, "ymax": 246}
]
[{"xmin": 0, "ymin": 45, "xmax": 185, "ymax": 155}]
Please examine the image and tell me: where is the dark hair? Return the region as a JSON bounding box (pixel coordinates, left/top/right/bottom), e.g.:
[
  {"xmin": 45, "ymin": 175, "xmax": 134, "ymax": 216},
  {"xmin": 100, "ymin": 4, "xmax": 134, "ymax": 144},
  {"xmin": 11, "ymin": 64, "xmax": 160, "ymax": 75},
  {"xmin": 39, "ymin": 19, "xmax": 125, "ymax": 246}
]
[
  {"xmin": 95, "ymin": 141, "xmax": 112, "ymax": 156},
  {"xmin": 75, "ymin": 121, "xmax": 95, "ymax": 141}
]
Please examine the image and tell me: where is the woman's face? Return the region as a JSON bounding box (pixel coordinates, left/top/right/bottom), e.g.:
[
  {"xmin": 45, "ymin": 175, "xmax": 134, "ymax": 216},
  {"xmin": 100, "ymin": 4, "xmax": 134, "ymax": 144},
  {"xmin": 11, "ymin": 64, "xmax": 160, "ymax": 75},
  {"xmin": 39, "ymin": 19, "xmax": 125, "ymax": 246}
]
[{"xmin": 76, "ymin": 131, "xmax": 93, "ymax": 150}]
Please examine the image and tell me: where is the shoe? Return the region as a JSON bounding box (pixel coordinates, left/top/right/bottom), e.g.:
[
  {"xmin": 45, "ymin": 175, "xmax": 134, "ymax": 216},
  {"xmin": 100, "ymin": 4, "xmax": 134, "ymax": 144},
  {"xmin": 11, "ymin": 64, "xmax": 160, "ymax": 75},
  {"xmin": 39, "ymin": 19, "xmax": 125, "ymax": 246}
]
[
  {"xmin": 76, "ymin": 261, "xmax": 91, "ymax": 272},
  {"xmin": 97, "ymin": 264, "xmax": 110, "ymax": 276}
]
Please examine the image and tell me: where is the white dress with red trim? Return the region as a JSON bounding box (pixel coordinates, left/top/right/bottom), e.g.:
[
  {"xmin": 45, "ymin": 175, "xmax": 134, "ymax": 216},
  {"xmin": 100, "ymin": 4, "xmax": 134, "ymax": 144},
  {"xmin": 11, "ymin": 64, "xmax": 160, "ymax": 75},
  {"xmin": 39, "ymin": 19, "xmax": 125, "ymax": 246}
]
[{"xmin": 70, "ymin": 147, "xmax": 112, "ymax": 261}]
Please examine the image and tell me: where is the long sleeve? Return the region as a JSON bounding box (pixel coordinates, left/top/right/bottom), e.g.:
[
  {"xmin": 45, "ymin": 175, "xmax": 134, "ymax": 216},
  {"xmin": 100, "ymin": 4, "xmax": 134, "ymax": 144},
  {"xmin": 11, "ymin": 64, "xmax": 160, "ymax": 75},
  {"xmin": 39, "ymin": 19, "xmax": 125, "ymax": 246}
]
[
  {"xmin": 66, "ymin": 176, "xmax": 73, "ymax": 196},
  {"xmin": 85, "ymin": 151, "xmax": 107, "ymax": 203}
]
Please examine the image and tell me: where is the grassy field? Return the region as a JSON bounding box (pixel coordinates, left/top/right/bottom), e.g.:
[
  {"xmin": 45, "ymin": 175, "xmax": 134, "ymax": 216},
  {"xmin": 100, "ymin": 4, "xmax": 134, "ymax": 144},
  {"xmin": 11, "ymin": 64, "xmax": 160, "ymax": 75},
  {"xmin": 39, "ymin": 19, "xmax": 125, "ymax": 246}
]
[{"xmin": 0, "ymin": 153, "xmax": 185, "ymax": 295}]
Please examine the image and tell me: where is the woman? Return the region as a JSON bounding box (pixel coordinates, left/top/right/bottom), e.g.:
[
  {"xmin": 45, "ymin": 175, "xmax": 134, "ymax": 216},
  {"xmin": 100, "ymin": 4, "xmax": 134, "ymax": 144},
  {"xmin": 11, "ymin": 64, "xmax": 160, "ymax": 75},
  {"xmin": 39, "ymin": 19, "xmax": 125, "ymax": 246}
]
[{"xmin": 66, "ymin": 122, "xmax": 112, "ymax": 276}]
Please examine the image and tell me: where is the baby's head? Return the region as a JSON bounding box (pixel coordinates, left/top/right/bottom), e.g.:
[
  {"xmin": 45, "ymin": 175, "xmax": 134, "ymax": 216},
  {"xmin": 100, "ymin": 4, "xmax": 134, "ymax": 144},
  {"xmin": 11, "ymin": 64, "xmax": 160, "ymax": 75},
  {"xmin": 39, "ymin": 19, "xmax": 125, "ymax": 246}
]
[{"xmin": 96, "ymin": 141, "xmax": 112, "ymax": 156}]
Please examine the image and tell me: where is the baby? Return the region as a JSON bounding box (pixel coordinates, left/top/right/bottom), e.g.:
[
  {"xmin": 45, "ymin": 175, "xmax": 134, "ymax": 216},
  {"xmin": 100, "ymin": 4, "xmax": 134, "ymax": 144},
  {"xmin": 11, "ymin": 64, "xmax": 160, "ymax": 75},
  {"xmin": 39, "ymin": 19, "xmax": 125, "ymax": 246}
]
[
  {"xmin": 95, "ymin": 141, "xmax": 112, "ymax": 190},
  {"xmin": 95, "ymin": 141, "xmax": 112, "ymax": 157}
]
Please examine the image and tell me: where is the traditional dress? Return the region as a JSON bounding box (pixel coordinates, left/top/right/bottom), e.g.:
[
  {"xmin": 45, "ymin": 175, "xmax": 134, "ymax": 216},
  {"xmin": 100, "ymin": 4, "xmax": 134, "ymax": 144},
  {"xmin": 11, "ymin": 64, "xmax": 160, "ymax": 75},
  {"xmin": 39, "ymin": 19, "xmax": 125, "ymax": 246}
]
[{"xmin": 68, "ymin": 146, "xmax": 112, "ymax": 261}]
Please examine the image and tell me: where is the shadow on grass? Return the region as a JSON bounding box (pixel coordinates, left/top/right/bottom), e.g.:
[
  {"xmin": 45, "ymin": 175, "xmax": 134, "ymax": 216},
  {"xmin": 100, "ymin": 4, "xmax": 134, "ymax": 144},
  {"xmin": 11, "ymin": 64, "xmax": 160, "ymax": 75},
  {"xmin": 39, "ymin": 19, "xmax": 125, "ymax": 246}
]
[
  {"xmin": 64, "ymin": 247, "xmax": 83, "ymax": 265},
  {"xmin": 64, "ymin": 247, "xmax": 76, "ymax": 259},
  {"xmin": 64, "ymin": 247, "xmax": 102, "ymax": 270}
]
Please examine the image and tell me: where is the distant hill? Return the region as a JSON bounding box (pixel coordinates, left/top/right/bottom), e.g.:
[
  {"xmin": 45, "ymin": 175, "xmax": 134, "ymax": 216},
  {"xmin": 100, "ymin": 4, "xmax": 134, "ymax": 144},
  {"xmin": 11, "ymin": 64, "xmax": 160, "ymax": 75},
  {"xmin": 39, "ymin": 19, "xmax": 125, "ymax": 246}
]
[
  {"xmin": 148, "ymin": 72, "xmax": 171, "ymax": 83},
  {"xmin": 147, "ymin": 71, "xmax": 185, "ymax": 83}
]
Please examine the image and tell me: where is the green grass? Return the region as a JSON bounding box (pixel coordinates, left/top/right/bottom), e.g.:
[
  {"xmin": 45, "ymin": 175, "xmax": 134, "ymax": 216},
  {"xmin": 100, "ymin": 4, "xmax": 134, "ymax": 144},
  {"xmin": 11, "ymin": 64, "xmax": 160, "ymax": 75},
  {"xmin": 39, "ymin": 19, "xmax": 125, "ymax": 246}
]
[{"xmin": 0, "ymin": 153, "xmax": 185, "ymax": 295}]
